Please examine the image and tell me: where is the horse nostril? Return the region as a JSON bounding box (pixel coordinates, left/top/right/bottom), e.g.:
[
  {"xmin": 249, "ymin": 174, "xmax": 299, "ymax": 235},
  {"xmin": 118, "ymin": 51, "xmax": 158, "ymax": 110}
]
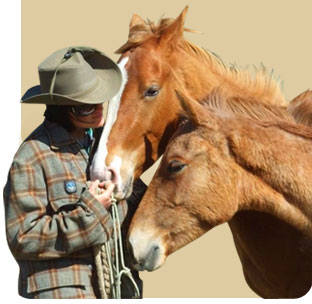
[
  {"xmin": 104, "ymin": 167, "xmax": 118, "ymax": 184},
  {"xmin": 110, "ymin": 169, "xmax": 118, "ymax": 184},
  {"xmin": 147, "ymin": 245, "xmax": 158, "ymax": 260},
  {"xmin": 151, "ymin": 245, "xmax": 160, "ymax": 257},
  {"xmin": 143, "ymin": 244, "xmax": 161, "ymax": 271}
]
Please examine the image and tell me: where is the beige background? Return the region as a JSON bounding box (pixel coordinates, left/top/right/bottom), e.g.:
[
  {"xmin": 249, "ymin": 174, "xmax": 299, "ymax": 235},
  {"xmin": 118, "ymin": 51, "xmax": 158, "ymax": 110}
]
[{"xmin": 21, "ymin": 0, "xmax": 312, "ymax": 299}]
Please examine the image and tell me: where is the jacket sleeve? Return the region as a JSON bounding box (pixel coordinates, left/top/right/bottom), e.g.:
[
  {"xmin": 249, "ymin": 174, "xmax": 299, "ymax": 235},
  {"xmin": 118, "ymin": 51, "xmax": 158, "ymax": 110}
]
[{"xmin": 3, "ymin": 158, "xmax": 128, "ymax": 260}]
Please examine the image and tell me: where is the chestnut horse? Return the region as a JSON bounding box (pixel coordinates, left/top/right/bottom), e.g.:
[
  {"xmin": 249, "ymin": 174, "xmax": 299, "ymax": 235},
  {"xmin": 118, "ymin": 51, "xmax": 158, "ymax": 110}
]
[
  {"xmin": 127, "ymin": 90, "xmax": 312, "ymax": 298},
  {"xmin": 90, "ymin": 6, "xmax": 303, "ymax": 198}
]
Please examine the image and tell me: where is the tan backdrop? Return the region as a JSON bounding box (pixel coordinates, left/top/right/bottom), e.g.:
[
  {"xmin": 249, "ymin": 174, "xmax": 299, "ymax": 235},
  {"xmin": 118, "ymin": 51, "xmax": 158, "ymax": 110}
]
[{"xmin": 21, "ymin": 0, "xmax": 312, "ymax": 299}]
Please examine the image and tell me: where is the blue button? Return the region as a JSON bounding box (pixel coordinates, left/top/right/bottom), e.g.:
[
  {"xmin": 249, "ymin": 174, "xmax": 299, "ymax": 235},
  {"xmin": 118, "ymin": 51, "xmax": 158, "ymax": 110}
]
[{"xmin": 64, "ymin": 180, "xmax": 77, "ymax": 194}]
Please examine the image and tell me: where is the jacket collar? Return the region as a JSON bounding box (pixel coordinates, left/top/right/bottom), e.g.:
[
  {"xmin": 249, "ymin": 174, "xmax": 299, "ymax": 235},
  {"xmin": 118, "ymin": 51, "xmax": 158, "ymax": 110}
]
[{"xmin": 44, "ymin": 119, "xmax": 76, "ymax": 149}]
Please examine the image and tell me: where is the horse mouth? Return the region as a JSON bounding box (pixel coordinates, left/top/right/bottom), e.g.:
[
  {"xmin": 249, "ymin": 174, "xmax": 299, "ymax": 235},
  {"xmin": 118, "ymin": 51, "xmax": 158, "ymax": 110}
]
[{"xmin": 114, "ymin": 176, "xmax": 133, "ymax": 200}]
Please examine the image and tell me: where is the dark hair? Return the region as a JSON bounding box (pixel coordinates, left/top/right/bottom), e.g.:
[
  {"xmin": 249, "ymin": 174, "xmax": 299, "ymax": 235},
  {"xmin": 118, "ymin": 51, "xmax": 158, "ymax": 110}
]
[{"xmin": 44, "ymin": 105, "xmax": 73, "ymax": 131}]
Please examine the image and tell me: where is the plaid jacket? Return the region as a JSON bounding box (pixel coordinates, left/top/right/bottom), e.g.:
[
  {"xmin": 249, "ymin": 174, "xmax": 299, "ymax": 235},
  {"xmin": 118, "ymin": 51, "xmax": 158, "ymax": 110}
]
[{"xmin": 3, "ymin": 119, "xmax": 144, "ymax": 298}]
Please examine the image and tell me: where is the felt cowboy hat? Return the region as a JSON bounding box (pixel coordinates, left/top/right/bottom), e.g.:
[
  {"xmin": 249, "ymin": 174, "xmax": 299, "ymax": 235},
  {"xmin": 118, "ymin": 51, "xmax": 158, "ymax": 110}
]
[{"xmin": 21, "ymin": 46, "xmax": 122, "ymax": 105}]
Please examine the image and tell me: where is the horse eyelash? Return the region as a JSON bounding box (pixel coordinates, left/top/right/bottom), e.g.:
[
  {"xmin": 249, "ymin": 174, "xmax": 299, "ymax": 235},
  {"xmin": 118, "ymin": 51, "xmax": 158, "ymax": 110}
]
[{"xmin": 144, "ymin": 85, "xmax": 160, "ymax": 98}]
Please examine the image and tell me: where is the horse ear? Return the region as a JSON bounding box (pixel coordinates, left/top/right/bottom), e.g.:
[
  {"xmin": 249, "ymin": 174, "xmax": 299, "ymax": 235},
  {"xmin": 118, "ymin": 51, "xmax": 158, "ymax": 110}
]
[
  {"xmin": 175, "ymin": 89, "xmax": 215, "ymax": 127},
  {"xmin": 116, "ymin": 14, "xmax": 149, "ymax": 54},
  {"xmin": 129, "ymin": 14, "xmax": 145, "ymax": 29},
  {"xmin": 159, "ymin": 6, "xmax": 189, "ymax": 48}
]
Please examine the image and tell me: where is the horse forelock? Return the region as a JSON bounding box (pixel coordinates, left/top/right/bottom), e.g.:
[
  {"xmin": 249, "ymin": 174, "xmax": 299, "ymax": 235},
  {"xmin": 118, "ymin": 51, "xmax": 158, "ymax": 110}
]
[
  {"xmin": 115, "ymin": 17, "xmax": 173, "ymax": 54},
  {"xmin": 115, "ymin": 15, "xmax": 196, "ymax": 54}
]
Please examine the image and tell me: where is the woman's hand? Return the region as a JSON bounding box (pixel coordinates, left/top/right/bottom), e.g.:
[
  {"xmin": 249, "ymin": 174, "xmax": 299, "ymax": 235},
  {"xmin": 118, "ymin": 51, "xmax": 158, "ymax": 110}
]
[{"xmin": 88, "ymin": 180, "xmax": 115, "ymax": 209}]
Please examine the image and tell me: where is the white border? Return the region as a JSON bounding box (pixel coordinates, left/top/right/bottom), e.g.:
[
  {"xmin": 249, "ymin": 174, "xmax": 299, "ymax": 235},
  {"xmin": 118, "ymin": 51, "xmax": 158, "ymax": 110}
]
[
  {"xmin": 0, "ymin": 1, "xmax": 310, "ymax": 303},
  {"xmin": 0, "ymin": 0, "xmax": 21, "ymax": 302}
]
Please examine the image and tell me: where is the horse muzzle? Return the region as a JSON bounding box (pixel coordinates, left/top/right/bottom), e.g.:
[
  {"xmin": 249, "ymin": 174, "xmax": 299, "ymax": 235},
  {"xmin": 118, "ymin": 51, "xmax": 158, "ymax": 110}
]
[
  {"xmin": 128, "ymin": 228, "xmax": 167, "ymax": 271},
  {"xmin": 90, "ymin": 161, "xmax": 134, "ymax": 200}
]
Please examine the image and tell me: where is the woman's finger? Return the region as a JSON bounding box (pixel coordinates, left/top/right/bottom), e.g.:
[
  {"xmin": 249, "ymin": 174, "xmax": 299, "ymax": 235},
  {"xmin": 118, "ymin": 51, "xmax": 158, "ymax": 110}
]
[{"xmin": 88, "ymin": 180, "xmax": 100, "ymax": 193}]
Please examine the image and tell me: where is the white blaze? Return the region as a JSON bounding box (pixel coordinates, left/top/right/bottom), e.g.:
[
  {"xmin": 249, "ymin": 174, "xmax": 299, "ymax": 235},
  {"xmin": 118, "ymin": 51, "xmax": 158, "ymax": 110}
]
[{"xmin": 90, "ymin": 57, "xmax": 129, "ymax": 181}]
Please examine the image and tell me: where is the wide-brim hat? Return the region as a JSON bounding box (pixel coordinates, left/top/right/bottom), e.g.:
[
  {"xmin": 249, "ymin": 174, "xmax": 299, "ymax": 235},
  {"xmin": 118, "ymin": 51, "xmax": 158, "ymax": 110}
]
[{"xmin": 21, "ymin": 46, "xmax": 122, "ymax": 105}]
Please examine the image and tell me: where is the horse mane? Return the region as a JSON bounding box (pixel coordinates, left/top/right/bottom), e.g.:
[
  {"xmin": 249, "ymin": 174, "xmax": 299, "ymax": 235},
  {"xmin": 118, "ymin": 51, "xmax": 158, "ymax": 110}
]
[
  {"xmin": 202, "ymin": 91, "xmax": 312, "ymax": 141},
  {"xmin": 201, "ymin": 88, "xmax": 294, "ymax": 124},
  {"xmin": 179, "ymin": 41, "xmax": 286, "ymax": 107},
  {"xmin": 116, "ymin": 15, "xmax": 287, "ymax": 107},
  {"xmin": 287, "ymin": 90, "xmax": 312, "ymax": 126}
]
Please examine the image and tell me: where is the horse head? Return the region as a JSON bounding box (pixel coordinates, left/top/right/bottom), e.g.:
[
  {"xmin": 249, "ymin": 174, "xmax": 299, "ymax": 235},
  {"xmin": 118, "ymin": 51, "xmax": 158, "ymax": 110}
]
[
  {"xmin": 127, "ymin": 90, "xmax": 241, "ymax": 270},
  {"xmin": 90, "ymin": 6, "xmax": 204, "ymax": 199},
  {"xmin": 127, "ymin": 90, "xmax": 312, "ymax": 273}
]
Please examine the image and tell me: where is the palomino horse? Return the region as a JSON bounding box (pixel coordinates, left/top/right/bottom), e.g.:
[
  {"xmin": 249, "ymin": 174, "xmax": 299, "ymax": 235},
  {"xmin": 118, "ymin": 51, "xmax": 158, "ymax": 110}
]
[
  {"xmin": 90, "ymin": 6, "xmax": 301, "ymax": 198},
  {"xmin": 127, "ymin": 90, "xmax": 312, "ymax": 298}
]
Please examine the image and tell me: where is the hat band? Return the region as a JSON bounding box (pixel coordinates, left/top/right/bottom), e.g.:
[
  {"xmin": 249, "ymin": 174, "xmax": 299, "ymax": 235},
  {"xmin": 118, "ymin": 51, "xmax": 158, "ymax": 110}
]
[{"xmin": 49, "ymin": 49, "xmax": 77, "ymax": 99}]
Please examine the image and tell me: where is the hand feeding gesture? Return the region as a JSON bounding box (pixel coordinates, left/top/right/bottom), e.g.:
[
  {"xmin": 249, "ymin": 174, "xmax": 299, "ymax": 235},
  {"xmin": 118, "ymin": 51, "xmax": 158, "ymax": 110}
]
[{"xmin": 88, "ymin": 180, "xmax": 115, "ymax": 209}]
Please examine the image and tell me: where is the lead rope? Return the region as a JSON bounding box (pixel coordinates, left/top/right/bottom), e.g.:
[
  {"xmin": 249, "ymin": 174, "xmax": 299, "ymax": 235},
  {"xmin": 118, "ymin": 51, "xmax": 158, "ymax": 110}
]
[
  {"xmin": 110, "ymin": 195, "xmax": 141, "ymax": 298},
  {"xmin": 93, "ymin": 244, "xmax": 111, "ymax": 298},
  {"xmin": 93, "ymin": 192, "xmax": 140, "ymax": 299}
]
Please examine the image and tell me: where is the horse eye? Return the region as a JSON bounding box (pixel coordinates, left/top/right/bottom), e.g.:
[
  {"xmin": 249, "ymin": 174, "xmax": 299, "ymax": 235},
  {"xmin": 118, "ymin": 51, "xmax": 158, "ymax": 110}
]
[
  {"xmin": 145, "ymin": 85, "xmax": 160, "ymax": 98},
  {"xmin": 167, "ymin": 160, "xmax": 186, "ymax": 174}
]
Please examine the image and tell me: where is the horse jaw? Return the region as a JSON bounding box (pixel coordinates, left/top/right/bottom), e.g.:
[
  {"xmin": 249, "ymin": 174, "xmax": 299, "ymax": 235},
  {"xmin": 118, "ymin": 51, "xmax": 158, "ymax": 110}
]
[{"xmin": 128, "ymin": 227, "xmax": 167, "ymax": 271}]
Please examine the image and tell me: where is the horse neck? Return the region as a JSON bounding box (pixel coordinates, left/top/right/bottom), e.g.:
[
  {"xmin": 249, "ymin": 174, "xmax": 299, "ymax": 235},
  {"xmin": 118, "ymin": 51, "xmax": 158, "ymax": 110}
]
[
  {"xmin": 175, "ymin": 42, "xmax": 287, "ymax": 107},
  {"xmin": 238, "ymin": 170, "xmax": 312, "ymax": 238}
]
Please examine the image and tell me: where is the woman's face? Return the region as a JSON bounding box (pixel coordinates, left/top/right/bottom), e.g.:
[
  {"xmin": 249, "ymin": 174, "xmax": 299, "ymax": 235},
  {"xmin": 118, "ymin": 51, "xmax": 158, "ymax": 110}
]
[{"xmin": 69, "ymin": 103, "xmax": 105, "ymax": 129}]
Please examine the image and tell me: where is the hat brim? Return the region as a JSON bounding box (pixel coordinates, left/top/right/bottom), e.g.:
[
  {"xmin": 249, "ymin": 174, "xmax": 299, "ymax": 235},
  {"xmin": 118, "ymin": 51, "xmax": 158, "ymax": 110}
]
[{"xmin": 21, "ymin": 48, "xmax": 122, "ymax": 106}]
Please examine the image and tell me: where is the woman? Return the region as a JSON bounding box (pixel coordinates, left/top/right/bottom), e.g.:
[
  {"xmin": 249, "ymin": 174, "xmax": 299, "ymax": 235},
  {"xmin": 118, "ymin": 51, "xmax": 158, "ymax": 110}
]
[{"xmin": 3, "ymin": 46, "xmax": 145, "ymax": 299}]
